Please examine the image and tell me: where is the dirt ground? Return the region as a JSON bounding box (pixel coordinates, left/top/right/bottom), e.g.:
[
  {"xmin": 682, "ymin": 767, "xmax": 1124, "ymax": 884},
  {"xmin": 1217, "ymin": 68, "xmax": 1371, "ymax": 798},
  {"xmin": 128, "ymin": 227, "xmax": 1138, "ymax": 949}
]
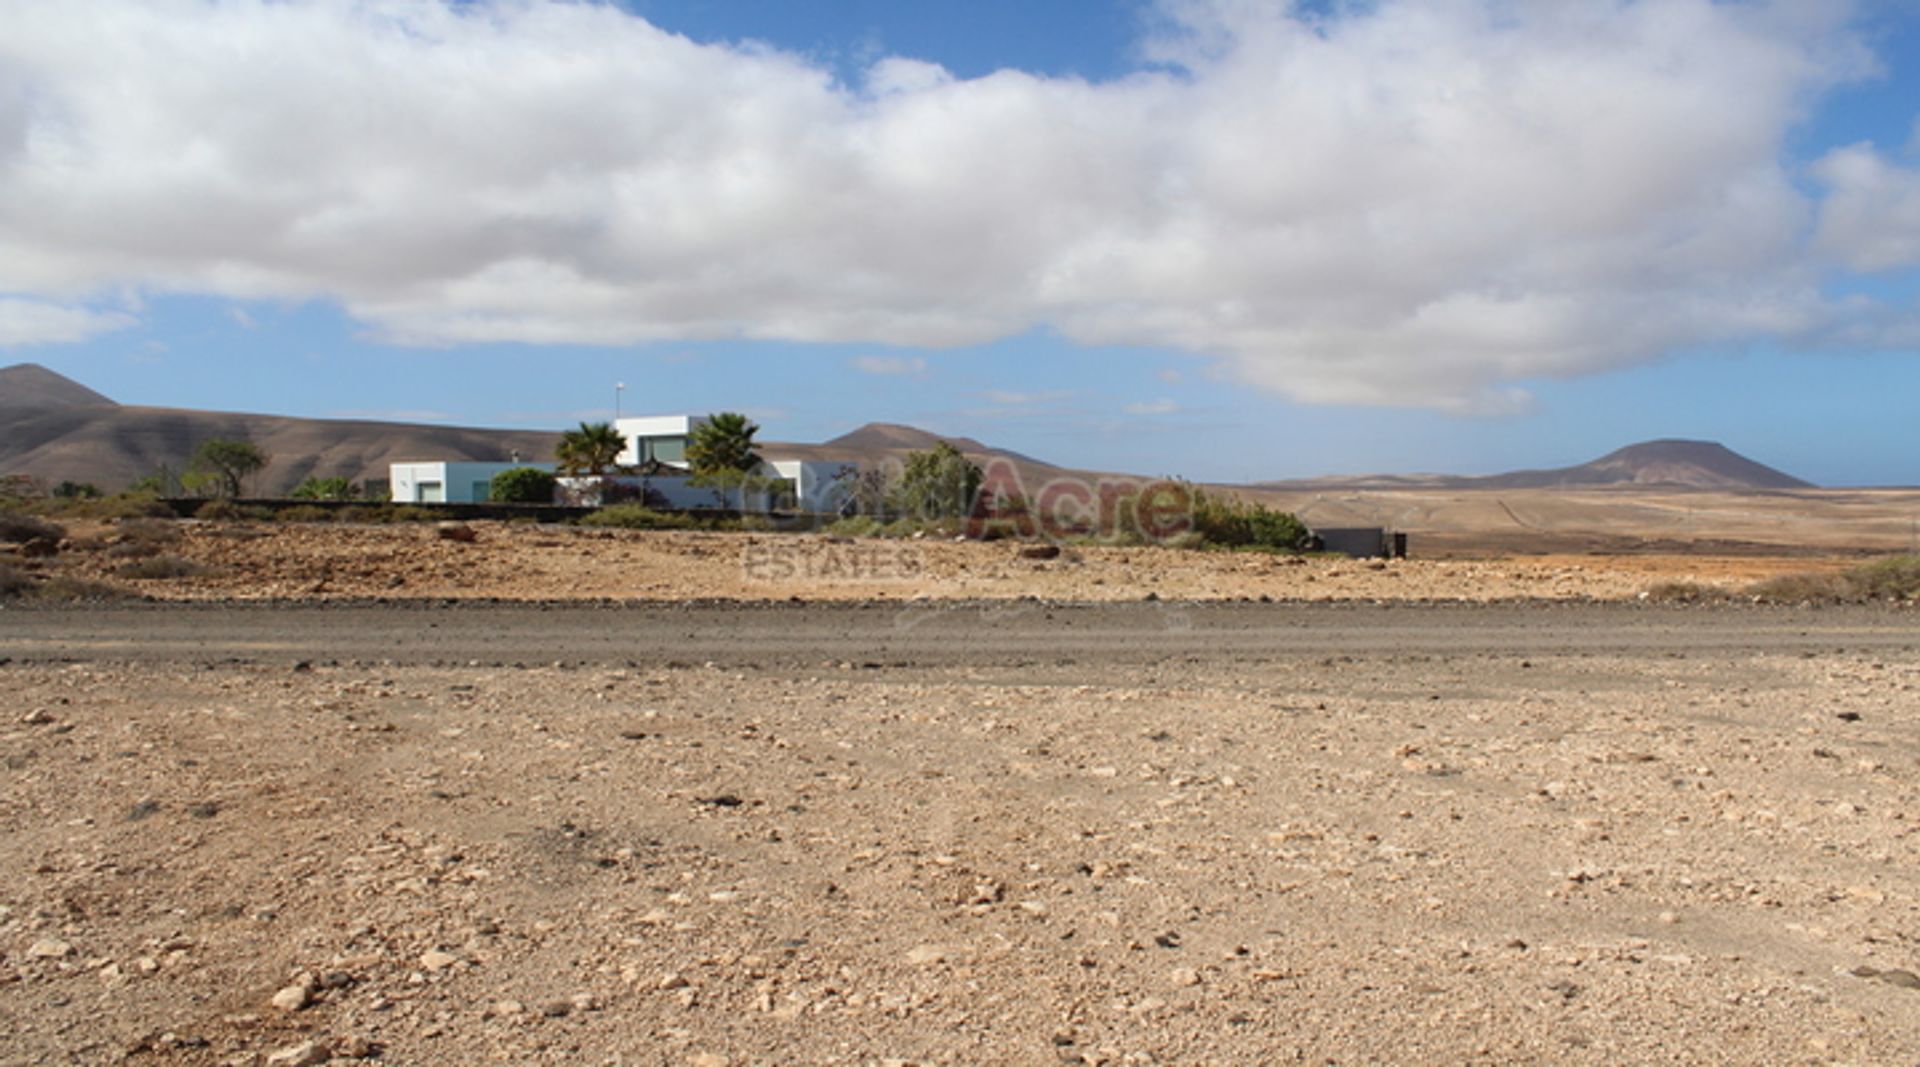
[
  {"xmin": 4, "ymin": 604, "xmax": 1920, "ymax": 1065},
  {"xmin": 6, "ymin": 515, "xmax": 1920, "ymax": 1064},
  {"xmin": 20, "ymin": 519, "xmax": 1872, "ymax": 604}
]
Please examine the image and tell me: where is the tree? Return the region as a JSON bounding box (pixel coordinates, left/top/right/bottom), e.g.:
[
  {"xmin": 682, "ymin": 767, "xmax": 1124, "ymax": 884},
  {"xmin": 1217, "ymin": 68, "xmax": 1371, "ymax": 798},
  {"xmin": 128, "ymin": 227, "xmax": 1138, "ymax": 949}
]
[
  {"xmin": 686, "ymin": 412, "xmax": 762, "ymax": 475},
  {"xmin": 290, "ymin": 476, "xmax": 358, "ymax": 501},
  {"xmin": 890, "ymin": 442, "xmax": 983, "ymax": 520},
  {"xmin": 556, "ymin": 422, "xmax": 627, "ymax": 476},
  {"xmin": 188, "ymin": 438, "xmax": 269, "ymax": 499},
  {"xmin": 489, "ymin": 466, "xmax": 557, "ymax": 503},
  {"xmin": 52, "ymin": 481, "xmax": 102, "ymax": 500}
]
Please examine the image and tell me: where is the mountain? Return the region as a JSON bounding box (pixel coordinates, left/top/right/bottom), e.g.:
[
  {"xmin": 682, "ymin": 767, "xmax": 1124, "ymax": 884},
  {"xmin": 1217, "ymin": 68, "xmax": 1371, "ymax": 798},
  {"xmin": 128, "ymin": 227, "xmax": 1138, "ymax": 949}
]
[
  {"xmin": 1469, "ymin": 440, "xmax": 1812, "ymax": 490},
  {"xmin": 0, "ymin": 363, "xmax": 117, "ymax": 409},
  {"xmin": 0, "ymin": 365, "xmax": 557, "ymax": 492},
  {"xmin": 1256, "ymin": 439, "xmax": 1813, "ymax": 492}
]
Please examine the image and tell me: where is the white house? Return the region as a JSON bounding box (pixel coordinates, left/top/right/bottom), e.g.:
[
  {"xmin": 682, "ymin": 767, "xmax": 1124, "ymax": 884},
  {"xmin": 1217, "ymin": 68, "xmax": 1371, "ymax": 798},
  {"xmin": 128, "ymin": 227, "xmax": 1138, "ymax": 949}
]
[
  {"xmin": 390, "ymin": 461, "xmax": 549, "ymax": 504},
  {"xmin": 614, "ymin": 415, "xmax": 707, "ymax": 469},
  {"xmin": 390, "ymin": 415, "xmax": 856, "ymax": 513}
]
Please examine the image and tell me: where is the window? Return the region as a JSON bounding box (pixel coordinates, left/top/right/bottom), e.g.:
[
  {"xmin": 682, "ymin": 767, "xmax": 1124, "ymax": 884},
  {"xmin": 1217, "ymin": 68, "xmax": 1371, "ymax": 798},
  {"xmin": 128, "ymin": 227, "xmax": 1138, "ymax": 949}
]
[
  {"xmin": 645, "ymin": 437, "xmax": 687, "ymax": 465},
  {"xmin": 420, "ymin": 480, "xmax": 444, "ymax": 503}
]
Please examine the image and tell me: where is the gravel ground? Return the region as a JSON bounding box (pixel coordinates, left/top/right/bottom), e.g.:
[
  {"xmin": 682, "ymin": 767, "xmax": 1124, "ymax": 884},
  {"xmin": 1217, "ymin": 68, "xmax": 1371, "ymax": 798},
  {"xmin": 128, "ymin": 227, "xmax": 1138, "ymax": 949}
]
[{"xmin": 4, "ymin": 604, "xmax": 1920, "ymax": 1065}]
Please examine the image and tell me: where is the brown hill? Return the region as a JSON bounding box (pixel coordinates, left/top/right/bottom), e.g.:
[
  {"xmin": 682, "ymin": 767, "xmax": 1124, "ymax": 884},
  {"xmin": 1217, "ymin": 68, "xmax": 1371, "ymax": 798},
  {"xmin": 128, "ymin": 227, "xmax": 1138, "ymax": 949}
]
[
  {"xmin": 0, "ymin": 365, "xmax": 558, "ymax": 492},
  {"xmin": 0, "ymin": 363, "xmax": 116, "ymax": 409},
  {"xmin": 1470, "ymin": 440, "xmax": 1812, "ymax": 490},
  {"xmin": 1258, "ymin": 440, "xmax": 1813, "ymax": 492}
]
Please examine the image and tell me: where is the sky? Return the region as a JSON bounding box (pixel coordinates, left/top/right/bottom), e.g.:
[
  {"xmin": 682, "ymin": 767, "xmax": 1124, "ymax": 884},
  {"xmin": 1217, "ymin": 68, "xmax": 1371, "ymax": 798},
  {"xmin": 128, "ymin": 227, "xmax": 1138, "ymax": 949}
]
[{"xmin": 4, "ymin": 1, "xmax": 1920, "ymax": 486}]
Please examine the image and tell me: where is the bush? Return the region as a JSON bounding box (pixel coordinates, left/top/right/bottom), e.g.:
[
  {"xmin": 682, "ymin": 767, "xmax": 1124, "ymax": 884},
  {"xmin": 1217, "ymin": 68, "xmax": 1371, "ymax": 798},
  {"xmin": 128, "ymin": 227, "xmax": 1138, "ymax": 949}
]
[
  {"xmin": 825, "ymin": 515, "xmax": 884, "ymax": 538},
  {"xmin": 1846, "ymin": 556, "xmax": 1920, "ymax": 600},
  {"xmin": 0, "ymin": 511, "xmax": 65, "ymax": 544},
  {"xmin": 390, "ymin": 505, "xmax": 437, "ymax": 523},
  {"xmin": 51, "ymin": 481, "xmax": 102, "ymax": 499},
  {"xmin": 290, "ymin": 476, "xmax": 358, "ymax": 501},
  {"xmin": 37, "ymin": 574, "xmax": 131, "ymax": 602},
  {"xmin": 577, "ymin": 504, "xmax": 699, "ymax": 530},
  {"xmin": 0, "ymin": 563, "xmax": 30, "ymax": 597},
  {"xmin": 891, "ymin": 443, "xmax": 983, "ymax": 521},
  {"xmin": 489, "ymin": 466, "xmax": 558, "ymax": 504},
  {"xmin": 116, "ymin": 554, "xmax": 211, "ymax": 580},
  {"xmin": 195, "ymin": 499, "xmax": 270, "ymax": 522},
  {"xmin": 1641, "ymin": 581, "xmax": 1731, "ymax": 604},
  {"xmin": 1188, "ymin": 488, "xmax": 1310, "ymax": 551},
  {"xmin": 274, "ymin": 504, "xmax": 334, "ymax": 523}
]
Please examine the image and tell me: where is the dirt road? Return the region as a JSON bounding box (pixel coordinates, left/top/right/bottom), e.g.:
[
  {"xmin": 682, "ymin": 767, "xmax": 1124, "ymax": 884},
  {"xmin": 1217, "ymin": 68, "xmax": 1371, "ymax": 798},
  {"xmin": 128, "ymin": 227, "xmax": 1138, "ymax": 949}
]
[
  {"xmin": 6, "ymin": 600, "xmax": 1919, "ymax": 668},
  {"xmin": 4, "ymin": 603, "xmax": 1920, "ymax": 1065}
]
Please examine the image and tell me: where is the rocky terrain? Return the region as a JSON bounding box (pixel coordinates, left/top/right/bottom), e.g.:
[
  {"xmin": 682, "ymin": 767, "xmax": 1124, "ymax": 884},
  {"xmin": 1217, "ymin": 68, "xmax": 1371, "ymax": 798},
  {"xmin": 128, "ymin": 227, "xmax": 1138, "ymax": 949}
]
[
  {"xmin": 3, "ymin": 608, "xmax": 1919, "ymax": 1064},
  {"xmin": 7, "ymin": 517, "xmax": 1865, "ymax": 604}
]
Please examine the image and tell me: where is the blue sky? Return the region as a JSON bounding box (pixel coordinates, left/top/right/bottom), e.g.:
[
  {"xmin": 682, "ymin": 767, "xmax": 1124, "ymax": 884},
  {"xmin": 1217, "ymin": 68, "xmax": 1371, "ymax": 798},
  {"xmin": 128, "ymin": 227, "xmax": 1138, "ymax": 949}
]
[{"xmin": 5, "ymin": 1, "xmax": 1920, "ymax": 486}]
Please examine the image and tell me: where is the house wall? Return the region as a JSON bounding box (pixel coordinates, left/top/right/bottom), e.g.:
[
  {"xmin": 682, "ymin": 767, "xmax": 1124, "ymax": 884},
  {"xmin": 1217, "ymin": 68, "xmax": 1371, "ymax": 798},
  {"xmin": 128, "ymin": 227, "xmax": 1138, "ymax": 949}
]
[
  {"xmin": 614, "ymin": 415, "xmax": 708, "ymax": 467},
  {"xmin": 391, "ymin": 462, "xmax": 551, "ymax": 503}
]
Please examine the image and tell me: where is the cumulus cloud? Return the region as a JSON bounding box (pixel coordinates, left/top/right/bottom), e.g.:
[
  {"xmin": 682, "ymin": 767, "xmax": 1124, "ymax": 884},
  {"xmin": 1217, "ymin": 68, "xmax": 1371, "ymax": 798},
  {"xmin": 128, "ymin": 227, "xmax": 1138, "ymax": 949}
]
[
  {"xmin": 0, "ymin": 297, "xmax": 134, "ymax": 347},
  {"xmin": 848, "ymin": 355, "xmax": 928, "ymax": 377},
  {"xmin": 0, "ymin": 0, "xmax": 1899, "ymax": 408},
  {"xmin": 1814, "ymin": 143, "xmax": 1920, "ymax": 272}
]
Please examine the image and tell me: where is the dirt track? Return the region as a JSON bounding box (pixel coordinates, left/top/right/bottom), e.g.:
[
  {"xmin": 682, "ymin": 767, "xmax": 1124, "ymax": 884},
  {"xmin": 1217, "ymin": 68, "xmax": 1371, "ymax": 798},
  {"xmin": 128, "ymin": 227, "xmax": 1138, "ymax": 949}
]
[
  {"xmin": 5, "ymin": 603, "xmax": 1920, "ymax": 1065},
  {"xmin": 4, "ymin": 600, "xmax": 1920, "ymax": 668}
]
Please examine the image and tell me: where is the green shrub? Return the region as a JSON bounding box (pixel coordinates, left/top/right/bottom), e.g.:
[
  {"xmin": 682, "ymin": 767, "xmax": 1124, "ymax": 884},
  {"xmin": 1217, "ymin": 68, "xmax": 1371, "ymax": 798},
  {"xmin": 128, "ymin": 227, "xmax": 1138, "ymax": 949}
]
[
  {"xmin": 116, "ymin": 555, "xmax": 211, "ymax": 580},
  {"xmin": 290, "ymin": 476, "xmax": 359, "ymax": 501},
  {"xmin": 389, "ymin": 505, "xmax": 437, "ymax": 523},
  {"xmin": 489, "ymin": 466, "xmax": 558, "ymax": 504},
  {"xmin": 577, "ymin": 504, "xmax": 699, "ymax": 530},
  {"xmin": 0, "ymin": 511, "xmax": 65, "ymax": 544},
  {"xmin": 274, "ymin": 504, "xmax": 334, "ymax": 523},
  {"xmin": 1188, "ymin": 487, "xmax": 1309, "ymax": 551},
  {"xmin": 825, "ymin": 515, "xmax": 884, "ymax": 538},
  {"xmin": 51, "ymin": 481, "xmax": 102, "ymax": 499}
]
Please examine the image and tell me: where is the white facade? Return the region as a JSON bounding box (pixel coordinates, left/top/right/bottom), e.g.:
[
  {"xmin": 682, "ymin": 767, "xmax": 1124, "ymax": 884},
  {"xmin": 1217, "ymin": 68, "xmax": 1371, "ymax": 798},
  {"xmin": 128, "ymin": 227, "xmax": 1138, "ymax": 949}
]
[
  {"xmin": 614, "ymin": 415, "xmax": 708, "ymax": 468},
  {"xmin": 389, "ymin": 461, "xmax": 548, "ymax": 504}
]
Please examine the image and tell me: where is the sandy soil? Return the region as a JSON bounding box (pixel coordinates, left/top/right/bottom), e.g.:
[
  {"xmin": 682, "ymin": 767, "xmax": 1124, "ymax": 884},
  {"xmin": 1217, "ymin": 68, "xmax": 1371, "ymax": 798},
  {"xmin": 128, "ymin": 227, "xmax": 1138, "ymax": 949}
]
[
  {"xmin": 22, "ymin": 519, "xmax": 1869, "ymax": 604},
  {"xmin": 3, "ymin": 605, "xmax": 1919, "ymax": 1065}
]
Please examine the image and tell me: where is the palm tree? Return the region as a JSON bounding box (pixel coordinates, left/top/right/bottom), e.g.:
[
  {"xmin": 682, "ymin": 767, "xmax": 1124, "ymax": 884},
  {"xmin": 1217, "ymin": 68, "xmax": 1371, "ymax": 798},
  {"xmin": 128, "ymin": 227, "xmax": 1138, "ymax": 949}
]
[
  {"xmin": 556, "ymin": 421, "xmax": 627, "ymax": 476},
  {"xmin": 686, "ymin": 412, "xmax": 762, "ymax": 474}
]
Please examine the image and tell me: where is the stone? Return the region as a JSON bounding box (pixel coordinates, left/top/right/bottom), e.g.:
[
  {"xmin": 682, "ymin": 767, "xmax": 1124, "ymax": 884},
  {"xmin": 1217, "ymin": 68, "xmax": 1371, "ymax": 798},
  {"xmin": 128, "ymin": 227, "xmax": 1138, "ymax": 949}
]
[
  {"xmin": 270, "ymin": 984, "xmax": 311, "ymax": 1012},
  {"xmin": 419, "ymin": 949, "xmax": 460, "ymax": 972},
  {"xmin": 1168, "ymin": 966, "xmax": 1202, "ymax": 987},
  {"xmin": 905, "ymin": 945, "xmax": 948, "ymax": 966},
  {"xmin": 265, "ymin": 1040, "xmax": 330, "ymax": 1066},
  {"xmin": 436, "ymin": 523, "xmax": 478, "ymax": 543},
  {"xmin": 690, "ymin": 1055, "xmax": 730, "ymax": 1067},
  {"xmin": 26, "ymin": 939, "xmax": 73, "ymax": 959}
]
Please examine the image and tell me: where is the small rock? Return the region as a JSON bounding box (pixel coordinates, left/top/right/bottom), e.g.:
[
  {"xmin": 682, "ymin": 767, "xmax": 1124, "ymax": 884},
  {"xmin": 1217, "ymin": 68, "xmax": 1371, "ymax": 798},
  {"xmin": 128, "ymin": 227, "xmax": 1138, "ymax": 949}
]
[
  {"xmin": 657, "ymin": 973, "xmax": 690, "ymax": 990},
  {"xmin": 487, "ymin": 999, "xmax": 524, "ymax": 1018},
  {"xmin": 539, "ymin": 998, "xmax": 574, "ymax": 1018},
  {"xmin": 270, "ymin": 984, "xmax": 311, "ymax": 1012},
  {"xmin": 1168, "ymin": 966, "xmax": 1202, "ymax": 987},
  {"xmin": 436, "ymin": 522, "xmax": 478, "ymax": 543},
  {"xmin": 905, "ymin": 945, "xmax": 949, "ymax": 966},
  {"xmin": 20, "ymin": 709, "xmax": 54, "ymax": 726},
  {"xmin": 26, "ymin": 939, "xmax": 73, "ymax": 960},
  {"xmin": 419, "ymin": 949, "xmax": 460, "ymax": 972},
  {"xmin": 265, "ymin": 1040, "xmax": 330, "ymax": 1066},
  {"xmin": 690, "ymin": 1055, "xmax": 730, "ymax": 1067},
  {"xmin": 1020, "ymin": 544, "xmax": 1062, "ymax": 560}
]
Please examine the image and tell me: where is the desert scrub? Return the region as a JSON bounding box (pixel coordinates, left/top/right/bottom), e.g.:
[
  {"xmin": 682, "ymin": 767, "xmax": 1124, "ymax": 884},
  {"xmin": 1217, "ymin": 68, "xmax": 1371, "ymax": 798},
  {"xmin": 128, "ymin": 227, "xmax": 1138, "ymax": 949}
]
[
  {"xmin": 577, "ymin": 504, "xmax": 699, "ymax": 530},
  {"xmin": 1745, "ymin": 556, "xmax": 1920, "ymax": 603},
  {"xmin": 0, "ymin": 563, "xmax": 128, "ymax": 601},
  {"xmin": 116, "ymin": 555, "xmax": 213, "ymax": 580},
  {"xmin": 0, "ymin": 511, "xmax": 65, "ymax": 544},
  {"xmin": 273, "ymin": 504, "xmax": 334, "ymax": 523},
  {"xmin": 194, "ymin": 499, "xmax": 270, "ymax": 522},
  {"xmin": 1640, "ymin": 580, "xmax": 1732, "ymax": 604}
]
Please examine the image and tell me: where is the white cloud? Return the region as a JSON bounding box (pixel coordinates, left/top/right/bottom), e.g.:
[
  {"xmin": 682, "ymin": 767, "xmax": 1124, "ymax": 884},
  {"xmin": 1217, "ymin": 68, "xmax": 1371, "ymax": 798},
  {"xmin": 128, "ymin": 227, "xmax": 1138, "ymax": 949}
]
[
  {"xmin": 1124, "ymin": 399, "xmax": 1180, "ymax": 416},
  {"xmin": 1814, "ymin": 143, "xmax": 1920, "ymax": 272},
  {"xmin": 0, "ymin": 0, "xmax": 1898, "ymax": 409},
  {"xmin": 848, "ymin": 355, "xmax": 928, "ymax": 376},
  {"xmin": 0, "ymin": 297, "xmax": 134, "ymax": 347}
]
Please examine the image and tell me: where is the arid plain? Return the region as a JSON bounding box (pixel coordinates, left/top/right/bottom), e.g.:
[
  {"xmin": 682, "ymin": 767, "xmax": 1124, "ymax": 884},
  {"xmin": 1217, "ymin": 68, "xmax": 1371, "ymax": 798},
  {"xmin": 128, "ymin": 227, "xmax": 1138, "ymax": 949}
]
[{"xmin": 5, "ymin": 495, "xmax": 1920, "ymax": 1066}]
